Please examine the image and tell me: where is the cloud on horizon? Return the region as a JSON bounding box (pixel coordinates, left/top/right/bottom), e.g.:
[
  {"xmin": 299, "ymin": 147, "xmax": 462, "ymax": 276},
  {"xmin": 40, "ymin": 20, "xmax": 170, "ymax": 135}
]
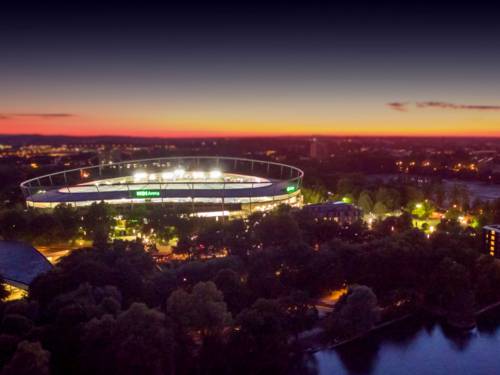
[
  {"xmin": 0, "ymin": 113, "xmax": 76, "ymax": 120},
  {"xmin": 387, "ymin": 102, "xmax": 410, "ymax": 112},
  {"xmin": 387, "ymin": 101, "xmax": 500, "ymax": 112}
]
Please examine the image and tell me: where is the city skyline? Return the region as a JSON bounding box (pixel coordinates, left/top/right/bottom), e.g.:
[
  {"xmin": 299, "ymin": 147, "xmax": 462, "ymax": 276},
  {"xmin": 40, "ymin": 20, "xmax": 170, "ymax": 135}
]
[{"xmin": 1, "ymin": 2, "xmax": 500, "ymax": 137}]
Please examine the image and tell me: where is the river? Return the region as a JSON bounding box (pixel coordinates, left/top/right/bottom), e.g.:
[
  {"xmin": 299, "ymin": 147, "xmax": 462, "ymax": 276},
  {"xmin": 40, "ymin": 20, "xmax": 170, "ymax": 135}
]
[{"xmin": 302, "ymin": 311, "xmax": 500, "ymax": 375}]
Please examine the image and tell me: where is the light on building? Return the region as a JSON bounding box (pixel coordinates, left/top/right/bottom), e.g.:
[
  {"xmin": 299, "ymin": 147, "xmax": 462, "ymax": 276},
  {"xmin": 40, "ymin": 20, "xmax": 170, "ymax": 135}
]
[
  {"xmin": 162, "ymin": 171, "xmax": 174, "ymax": 180},
  {"xmin": 192, "ymin": 171, "xmax": 205, "ymax": 179},
  {"xmin": 209, "ymin": 170, "xmax": 222, "ymax": 179},
  {"xmin": 174, "ymin": 168, "xmax": 185, "ymax": 178},
  {"xmin": 133, "ymin": 171, "xmax": 148, "ymax": 182}
]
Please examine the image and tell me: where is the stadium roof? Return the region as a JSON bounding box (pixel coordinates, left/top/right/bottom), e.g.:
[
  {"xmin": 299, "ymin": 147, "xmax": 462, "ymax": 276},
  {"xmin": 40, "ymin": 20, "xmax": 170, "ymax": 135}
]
[{"xmin": 0, "ymin": 241, "xmax": 53, "ymax": 288}]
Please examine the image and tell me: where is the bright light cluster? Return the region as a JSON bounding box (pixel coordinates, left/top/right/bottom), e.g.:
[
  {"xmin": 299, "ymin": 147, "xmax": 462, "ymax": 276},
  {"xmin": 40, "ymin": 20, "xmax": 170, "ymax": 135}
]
[
  {"xmin": 133, "ymin": 171, "xmax": 148, "ymax": 182},
  {"xmin": 209, "ymin": 170, "xmax": 222, "ymax": 179},
  {"xmin": 133, "ymin": 169, "xmax": 222, "ymax": 182}
]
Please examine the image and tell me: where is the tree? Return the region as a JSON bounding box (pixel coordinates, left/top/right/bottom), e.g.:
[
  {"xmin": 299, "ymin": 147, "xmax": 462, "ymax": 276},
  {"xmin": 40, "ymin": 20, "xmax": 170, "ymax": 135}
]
[
  {"xmin": 227, "ymin": 298, "xmax": 290, "ymax": 374},
  {"xmin": 279, "ymin": 291, "xmax": 318, "ymax": 339},
  {"xmin": 254, "ymin": 210, "xmax": 301, "ymax": 248},
  {"xmin": 475, "ymin": 256, "xmax": 500, "ymax": 305},
  {"xmin": 142, "ymin": 206, "xmax": 177, "ymax": 243},
  {"xmin": 431, "ymin": 182, "xmax": 446, "ymax": 208},
  {"xmin": 53, "ymin": 204, "xmax": 80, "ymax": 242},
  {"xmin": 2, "ymin": 341, "xmax": 50, "ymax": 375},
  {"xmin": 222, "ymin": 219, "xmax": 251, "ymax": 258},
  {"xmin": 373, "ymin": 201, "xmax": 388, "ymax": 217},
  {"xmin": 0, "ymin": 274, "xmax": 9, "ymax": 301},
  {"xmin": 404, "ymin": 186, "xmax": 424, "ymax": 207},
  {"xmin": 375, "ymin": 187, "xmax": 397, "ymax": 211},
  {"xmin": 0, "ymin": 335, "xmax": 19, "ymax": 370},
  {"xmin": 28, "ymin": 213, "xmax": 59, "ymax": 245},
  {"xmin": 301, "ymin": 186, "xmax": 327, "ymax": 204},
  {"xmin": 213, "ymin": 269, "xmax": 249, "ymax": 314},
  {"xmin": 29, "ymin": 242, "xmax": 154, "ymax": 308},
  {"xmin": 411, "ymin": 200, "xmax": 434, "ymax": 220},
  {"xmin": 373, "ymin": 216, "xmax": 399, "ymax": 235},
  {"xmin": 167, "ymin": 281, "xmax": 232, "ymax": 339},
  {"xmin": 81, "ymin": 303, "xmax": 175, "ymax": 375},
  {"xmin": 357, "ymin": 191, "xmax": 373, "ymax": 214},
  {"xmin": 337, "ymin": 177, "xmax": 355, "ymax": 196},
  {"xmin": 426, "ymin": 258, "xmax": 475, "ymax": 325},
  {"xmin": 0, "ymin": 208, "xmax": 28, "ymax": 241},
  {"xmin": 449, "ymin": 184, "xmax": 471, "ymax": 210},
  {"xmin": 82, "ymin": 202, "xmax": 115, "ymax": 243},
  {"xmin": 1, "ymin": 315, "xmax": 33, "ymax": 337},
  {"xmin": 325, "ymin": 285, "xmax": 380, "ymax": 340}
]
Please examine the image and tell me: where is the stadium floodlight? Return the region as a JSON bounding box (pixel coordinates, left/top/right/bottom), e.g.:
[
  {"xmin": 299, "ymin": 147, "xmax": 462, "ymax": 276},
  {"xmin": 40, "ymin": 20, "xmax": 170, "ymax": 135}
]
[
  {"xmin": 174, "ymin": 168, "xmax": 185, "ymax": 178},
  {"xmin": 209, "ymin": 170, "xmax": 222, "ymax": 179},
  {"xmin": 192, "ymin": 171, "xmax": 205, "ymax": 179},
  {"xmin": 133, "ymin": 171, "xmax": 148, "ymax": 182},
  {"xmin": 161, "ymin": 171, "xmax": 174, "ymax": 180},
  {"xmin": 148, "ymin": 173, "xmax": 157, "ymax": 181}
]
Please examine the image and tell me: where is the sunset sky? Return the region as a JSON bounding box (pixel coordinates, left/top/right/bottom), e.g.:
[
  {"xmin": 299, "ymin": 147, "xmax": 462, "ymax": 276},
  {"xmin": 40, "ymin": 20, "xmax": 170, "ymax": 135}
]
[{"xmin": 1, "ymin": 1, "xmax": 500, "ymax": 138}]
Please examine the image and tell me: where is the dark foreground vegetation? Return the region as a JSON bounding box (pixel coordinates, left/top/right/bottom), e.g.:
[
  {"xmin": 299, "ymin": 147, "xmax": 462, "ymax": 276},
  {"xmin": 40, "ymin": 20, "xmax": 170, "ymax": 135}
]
[{"xmin": 1, "ymin": 202, "xmax": 500, "ymax": 374}]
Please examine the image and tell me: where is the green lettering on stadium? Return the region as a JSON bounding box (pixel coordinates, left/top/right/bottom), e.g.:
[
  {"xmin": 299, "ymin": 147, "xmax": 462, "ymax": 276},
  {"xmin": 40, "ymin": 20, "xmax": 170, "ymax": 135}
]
[
  {"xmin": 134, "ymin": 190, "xmax": 161, "ymax": 198},
  {"xmin": 286, "ymin": 185, "xmax": 297, "ymax": 193}
]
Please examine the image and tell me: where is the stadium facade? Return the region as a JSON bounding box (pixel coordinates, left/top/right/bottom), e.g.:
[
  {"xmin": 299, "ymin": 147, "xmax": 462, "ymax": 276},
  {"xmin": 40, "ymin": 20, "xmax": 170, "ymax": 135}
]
[{"xmin": 20, "ymin": 156, "xmax": 303, "ymax": 217}]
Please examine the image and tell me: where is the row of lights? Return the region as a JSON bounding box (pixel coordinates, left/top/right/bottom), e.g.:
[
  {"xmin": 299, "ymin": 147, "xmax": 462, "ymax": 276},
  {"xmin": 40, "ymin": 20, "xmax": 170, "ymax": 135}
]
[{"xmin": 133, "ymin": 169, "xmax": 222, "ymax": 182}]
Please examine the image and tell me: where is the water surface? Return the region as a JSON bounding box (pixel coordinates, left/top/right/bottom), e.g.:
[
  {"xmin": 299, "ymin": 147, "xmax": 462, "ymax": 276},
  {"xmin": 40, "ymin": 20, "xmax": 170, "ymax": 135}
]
[{"xmin": 310, "ymin": 314, "xmax": 500, "ymax": 375}]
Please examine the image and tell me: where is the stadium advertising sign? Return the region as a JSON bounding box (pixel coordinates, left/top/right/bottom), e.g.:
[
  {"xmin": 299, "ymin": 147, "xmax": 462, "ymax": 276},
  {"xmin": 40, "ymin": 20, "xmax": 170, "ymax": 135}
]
[
  {"xmin": 133, "ymin": 190, "xmax": 161, "ymax": 198},
  {"xmin": 286, "ymin": 185, "xmax": 297, "ymax": 193}
]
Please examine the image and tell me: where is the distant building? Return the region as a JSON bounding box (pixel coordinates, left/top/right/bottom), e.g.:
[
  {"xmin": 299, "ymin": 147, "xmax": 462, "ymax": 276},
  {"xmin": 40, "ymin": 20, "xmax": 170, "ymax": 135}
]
[
  {"xmin": 478, "ymin": 157, "xmax": 500, "ymax": 181},
  {"xmin": 98, "ymin": 147, "xmax": 123, "ymax": 164},
  {"xmin": 303, "ymin": 201, "xmax": 361, "ymax": 225},
  {"xmin": 483, "ymin": 225, "xmax": 500, "ymax": 257}
]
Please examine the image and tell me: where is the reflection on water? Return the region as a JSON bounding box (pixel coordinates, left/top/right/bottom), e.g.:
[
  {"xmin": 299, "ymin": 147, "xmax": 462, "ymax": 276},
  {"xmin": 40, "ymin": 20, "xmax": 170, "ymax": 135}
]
[{"xmin": 308, "ymin": 310, "xmax": 500, "ymax": 375}]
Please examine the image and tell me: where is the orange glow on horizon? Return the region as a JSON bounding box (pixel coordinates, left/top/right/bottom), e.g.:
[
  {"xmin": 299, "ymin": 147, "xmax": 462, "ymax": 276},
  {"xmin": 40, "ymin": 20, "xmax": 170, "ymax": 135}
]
[{"xmin": 1, "ymin": 110, "xmax": 499, "ymax": 138}]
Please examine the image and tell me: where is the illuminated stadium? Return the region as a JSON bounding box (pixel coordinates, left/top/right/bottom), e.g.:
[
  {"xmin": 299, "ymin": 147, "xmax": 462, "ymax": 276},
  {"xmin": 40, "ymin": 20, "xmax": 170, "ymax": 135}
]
[{"xmin": 20, "ymin": 156, "xmax": 303, "ymax": 216}]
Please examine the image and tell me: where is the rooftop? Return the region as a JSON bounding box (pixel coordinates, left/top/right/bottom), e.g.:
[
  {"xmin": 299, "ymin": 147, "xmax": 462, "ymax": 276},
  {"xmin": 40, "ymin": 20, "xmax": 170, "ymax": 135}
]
[
  {"xmin": 484, "ymin": 225, "xmax": 500, "ymax": 231},
  {"xmin": 0, "ymin": 241, "xmax": 53, "ymax": 288}
]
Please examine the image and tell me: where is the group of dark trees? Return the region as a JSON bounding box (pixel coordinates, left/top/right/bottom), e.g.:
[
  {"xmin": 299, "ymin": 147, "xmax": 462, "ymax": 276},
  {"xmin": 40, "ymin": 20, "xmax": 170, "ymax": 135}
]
[
  {"xmin": 302, "ymin": 172, "xmax": 500, "ymax": 225},
  {"xmin": 0, "ymin": 204, "xmax": 83, "ymax": 245},
  {"xmin": 1, "ymin": 199, "xmax": 499, "ymax": 373},
  {"xmin": 0, "ymin": 240, "xmax": 317, "ymax": 374}
]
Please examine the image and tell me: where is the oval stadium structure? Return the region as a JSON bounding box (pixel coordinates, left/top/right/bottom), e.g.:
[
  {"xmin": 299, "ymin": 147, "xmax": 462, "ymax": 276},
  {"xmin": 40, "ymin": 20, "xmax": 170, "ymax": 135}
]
[{"xmin": 20, "ymin": 156, "xmax": 303, "ymax": 216}]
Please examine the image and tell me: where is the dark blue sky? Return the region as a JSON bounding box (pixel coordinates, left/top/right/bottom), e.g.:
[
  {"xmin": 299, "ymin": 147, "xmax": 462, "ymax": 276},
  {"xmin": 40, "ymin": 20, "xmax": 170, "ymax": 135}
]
[{"xmin": 1, "ymin": 1, "xmax": 500, "ymax": 137}]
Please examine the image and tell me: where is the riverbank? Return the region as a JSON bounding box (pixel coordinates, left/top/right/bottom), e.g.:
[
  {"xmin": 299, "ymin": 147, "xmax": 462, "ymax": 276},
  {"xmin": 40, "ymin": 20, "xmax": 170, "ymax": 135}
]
[{"xmin": 298, "ymin": 313, "xmax": 414, "ymax": 353}]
